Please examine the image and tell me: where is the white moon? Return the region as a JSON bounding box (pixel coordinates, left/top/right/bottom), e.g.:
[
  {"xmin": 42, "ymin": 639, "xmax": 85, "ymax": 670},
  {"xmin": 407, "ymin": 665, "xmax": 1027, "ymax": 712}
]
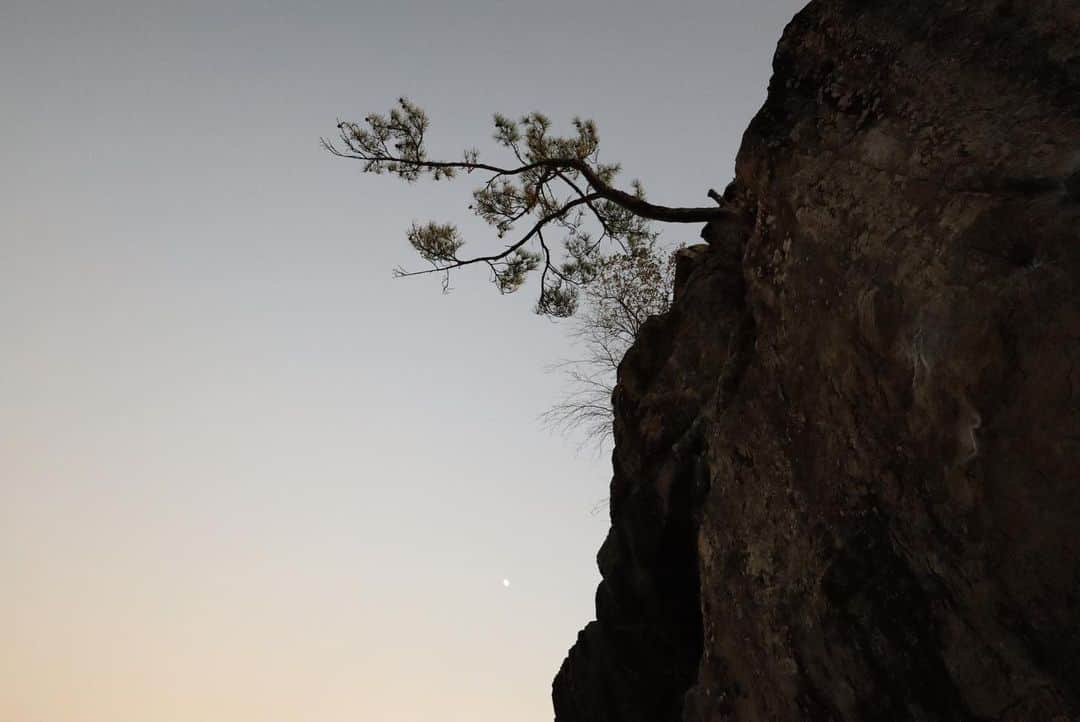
[{"xmin": 502, "ymin": 578, "xmax": 511, "ymax": 588}]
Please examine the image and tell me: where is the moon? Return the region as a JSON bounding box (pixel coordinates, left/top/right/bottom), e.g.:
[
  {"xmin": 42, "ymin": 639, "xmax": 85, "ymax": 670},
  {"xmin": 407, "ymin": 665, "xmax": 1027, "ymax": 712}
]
[{"xmin": 502, "ymin": 578, "xmax": 511, "ymax": 588}]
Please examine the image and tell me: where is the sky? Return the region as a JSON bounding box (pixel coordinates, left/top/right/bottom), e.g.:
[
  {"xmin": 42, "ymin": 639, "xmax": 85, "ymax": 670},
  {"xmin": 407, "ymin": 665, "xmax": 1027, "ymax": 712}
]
[{"xmin": 0, "ymin": 1, "xmax": 804, "ymax": 721}]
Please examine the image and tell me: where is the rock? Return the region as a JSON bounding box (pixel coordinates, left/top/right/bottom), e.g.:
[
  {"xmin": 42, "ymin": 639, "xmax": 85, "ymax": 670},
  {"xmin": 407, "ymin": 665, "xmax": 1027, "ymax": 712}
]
[{"xmin": 553, "ymin": 1, "xmax": 1080, "ymax": 720}]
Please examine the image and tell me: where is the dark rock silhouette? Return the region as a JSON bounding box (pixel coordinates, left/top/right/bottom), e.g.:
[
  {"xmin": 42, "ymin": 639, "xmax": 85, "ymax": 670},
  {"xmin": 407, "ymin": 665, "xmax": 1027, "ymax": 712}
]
[{"xmin": 553, "ymin": 1, "xmax": 1080, "ymax": 719}]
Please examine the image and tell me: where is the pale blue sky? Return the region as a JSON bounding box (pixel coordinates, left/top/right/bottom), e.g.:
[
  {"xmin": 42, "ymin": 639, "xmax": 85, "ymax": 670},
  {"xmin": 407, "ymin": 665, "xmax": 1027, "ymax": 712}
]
[{"xmin": 1, "ymin": 1, "xmax": 804, "ymax": 720}]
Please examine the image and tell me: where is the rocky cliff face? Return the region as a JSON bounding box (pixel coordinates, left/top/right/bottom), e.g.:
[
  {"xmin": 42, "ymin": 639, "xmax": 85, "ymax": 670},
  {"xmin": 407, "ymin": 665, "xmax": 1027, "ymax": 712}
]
[{"xmin": 553, "ymin": 1, "xmax": 1080, "ymax": 720}]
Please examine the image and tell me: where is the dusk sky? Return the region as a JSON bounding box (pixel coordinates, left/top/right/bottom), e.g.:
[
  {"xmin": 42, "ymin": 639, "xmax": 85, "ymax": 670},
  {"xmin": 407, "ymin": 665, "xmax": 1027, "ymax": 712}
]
[{"xmin": 2, "ymin": 1, "xmax": 804, "ymax": 720}]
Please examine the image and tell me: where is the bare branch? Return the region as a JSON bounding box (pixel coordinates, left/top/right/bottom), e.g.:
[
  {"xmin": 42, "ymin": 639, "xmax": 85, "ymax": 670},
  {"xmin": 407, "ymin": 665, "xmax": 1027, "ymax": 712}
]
[{"xmin": 542, "ymin": 239, "xmax": 679, "ymax": 448}]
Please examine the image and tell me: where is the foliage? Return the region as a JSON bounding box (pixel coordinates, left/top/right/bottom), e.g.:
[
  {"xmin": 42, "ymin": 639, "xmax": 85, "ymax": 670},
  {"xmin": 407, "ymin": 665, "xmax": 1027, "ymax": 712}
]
[
  {"xmin": 326, "ymin": 99, "xmax": 724, "ymax": 442},
  {"xmin": 324, "ymin": 98, "xmax": 728, "ymax": 317}
]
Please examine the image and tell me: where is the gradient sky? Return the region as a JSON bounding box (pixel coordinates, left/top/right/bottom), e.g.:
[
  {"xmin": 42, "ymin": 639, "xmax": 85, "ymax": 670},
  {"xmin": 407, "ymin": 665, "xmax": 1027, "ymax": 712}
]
[{"xmin": 1, "ymin": 2, "xmax": 804, "ymax": 720}]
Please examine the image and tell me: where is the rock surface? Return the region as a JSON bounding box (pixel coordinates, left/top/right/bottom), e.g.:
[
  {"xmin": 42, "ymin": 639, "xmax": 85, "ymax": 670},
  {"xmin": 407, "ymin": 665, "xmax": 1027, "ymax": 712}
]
[{"xmin": 553, "ymin": 1, "xmax": 1080, "ymax": 720}]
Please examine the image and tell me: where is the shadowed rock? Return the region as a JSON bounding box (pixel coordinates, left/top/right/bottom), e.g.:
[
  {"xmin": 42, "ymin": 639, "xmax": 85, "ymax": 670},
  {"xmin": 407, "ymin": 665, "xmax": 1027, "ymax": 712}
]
[{"xmin": 554, "ymin": 1, "xmax": 1080, "ymax": 720}]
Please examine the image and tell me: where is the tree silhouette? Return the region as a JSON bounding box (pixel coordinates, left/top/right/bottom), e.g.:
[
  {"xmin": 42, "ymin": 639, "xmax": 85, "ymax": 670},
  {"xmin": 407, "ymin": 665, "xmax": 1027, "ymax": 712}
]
[{"xmin": 324, "ymin": 98, "xmax": 730, "ymax": 317}]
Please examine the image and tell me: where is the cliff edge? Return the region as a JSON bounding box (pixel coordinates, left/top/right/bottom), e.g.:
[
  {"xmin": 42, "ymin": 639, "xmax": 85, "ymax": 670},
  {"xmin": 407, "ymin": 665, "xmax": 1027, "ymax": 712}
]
[{"xmin": 553, "ymin": 1, "xmax": 1080, "ymax": 719}]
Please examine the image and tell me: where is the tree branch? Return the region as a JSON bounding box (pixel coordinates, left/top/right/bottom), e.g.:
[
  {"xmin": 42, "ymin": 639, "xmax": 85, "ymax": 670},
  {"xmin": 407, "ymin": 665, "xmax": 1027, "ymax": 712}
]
[
  {"xmin": 392, "ymin": 192, "xmax": 603, "ymax": 278},
  {"xmin": 325, "ymin": 125, "xmax": 734, "ymax": 223}
]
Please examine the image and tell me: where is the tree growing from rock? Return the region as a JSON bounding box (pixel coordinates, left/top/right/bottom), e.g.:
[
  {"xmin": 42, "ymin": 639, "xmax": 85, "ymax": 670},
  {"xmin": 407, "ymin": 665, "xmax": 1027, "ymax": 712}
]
[
  {"xmin": 326, "ymin": 99, "xmax": 717, "ymax": 443},
  {"xmin": 324, "ymin": 98, "xmax": 729, "ymax": 318}
]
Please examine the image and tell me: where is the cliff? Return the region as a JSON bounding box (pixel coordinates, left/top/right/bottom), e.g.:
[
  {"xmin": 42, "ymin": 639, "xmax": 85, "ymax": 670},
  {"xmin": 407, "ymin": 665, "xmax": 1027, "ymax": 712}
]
[{"xmin": 553, "ymin": 1, "xmax": 1080, "ymax": 720}]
